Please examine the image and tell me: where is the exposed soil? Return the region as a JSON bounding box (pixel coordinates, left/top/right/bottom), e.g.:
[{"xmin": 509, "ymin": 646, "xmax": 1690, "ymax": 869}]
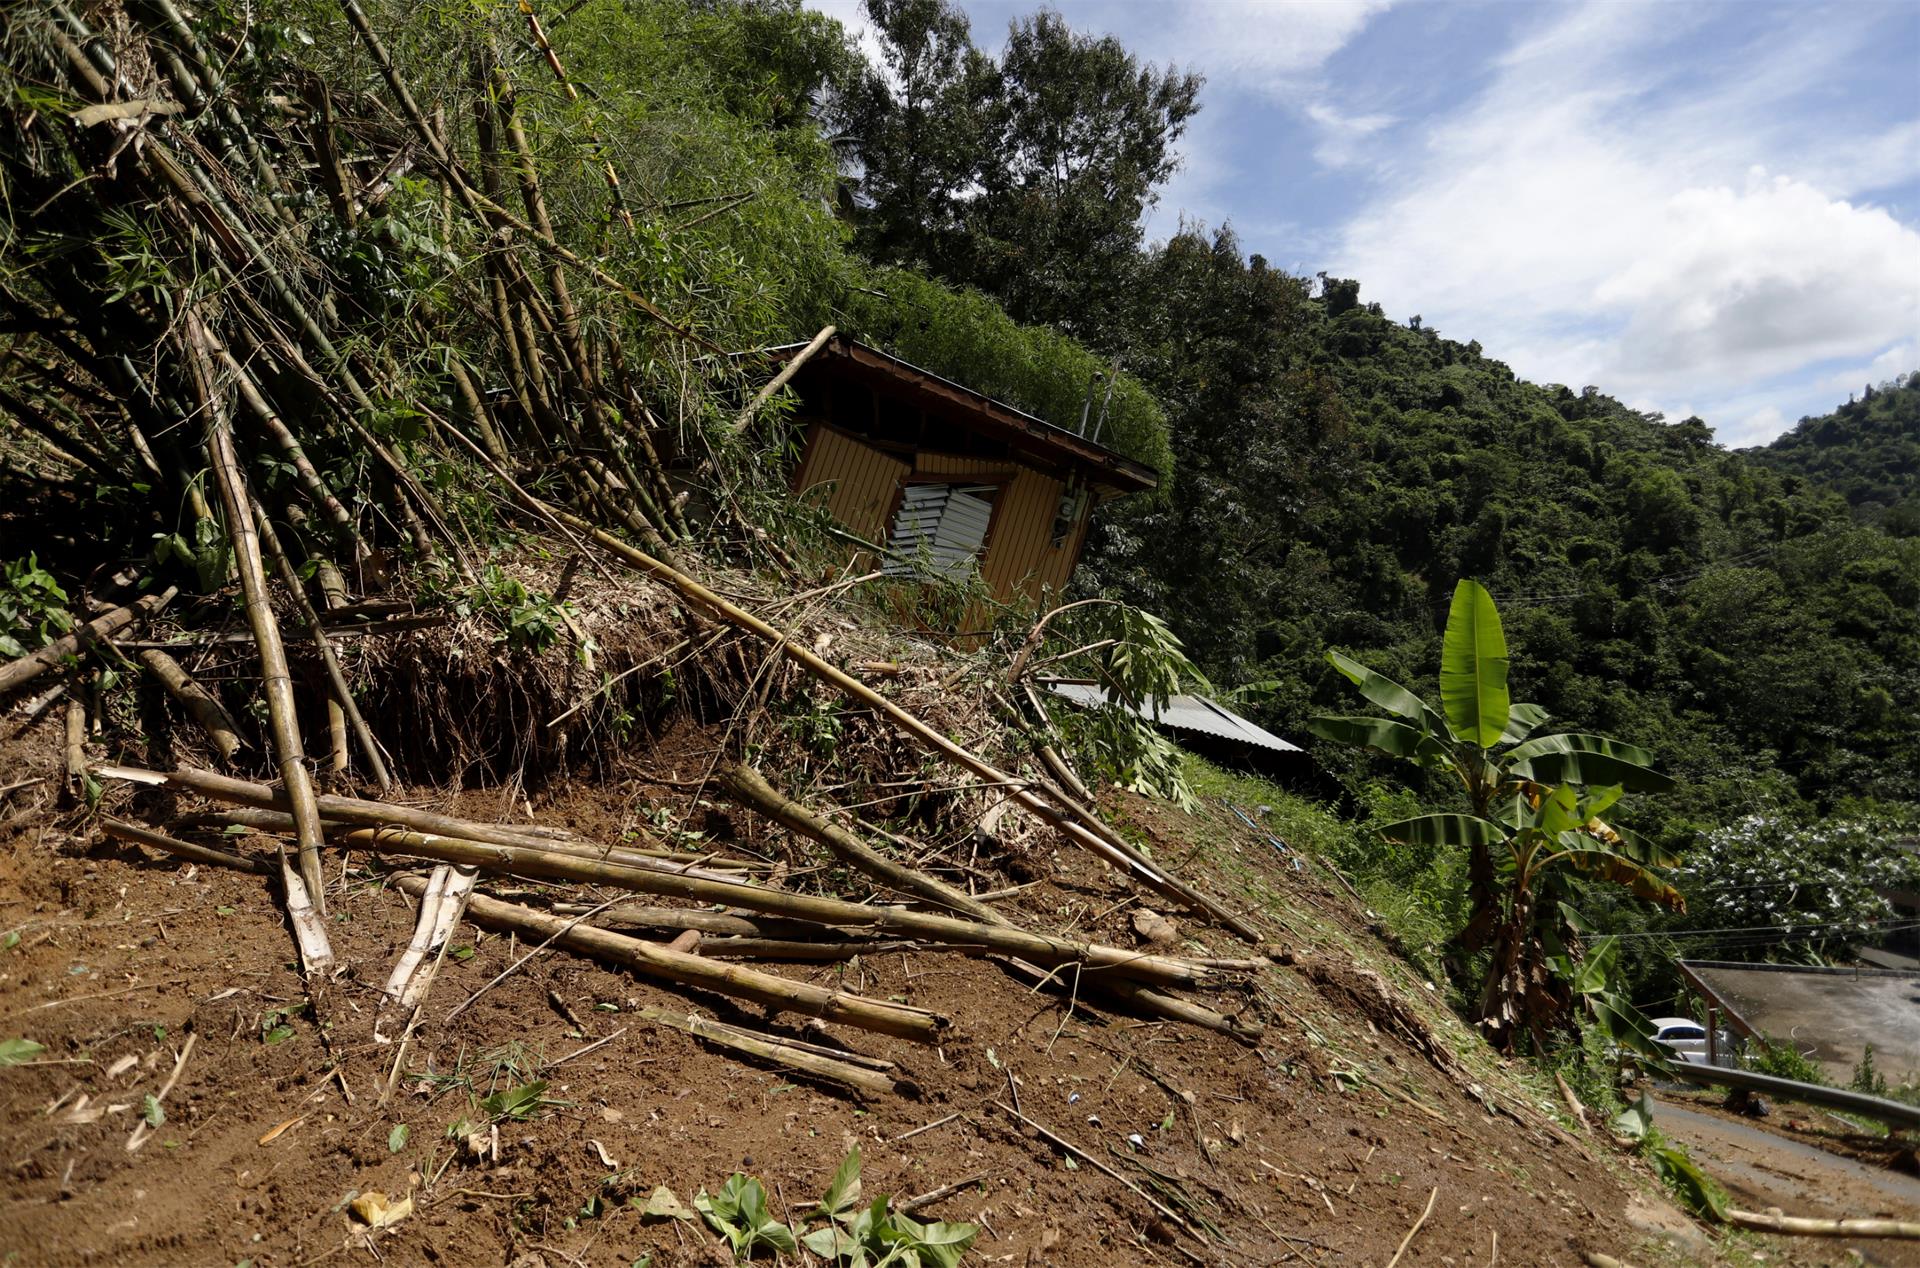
[{"xmin": 0, "ymin": 659, "xmax": 1743, "ymax": 1268}]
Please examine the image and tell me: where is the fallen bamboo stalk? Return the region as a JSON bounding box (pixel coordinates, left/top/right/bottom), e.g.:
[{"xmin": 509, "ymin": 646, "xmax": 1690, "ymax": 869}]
[
  {"xmin": 101, "ymin": 765, "xmax": 1224, "ymax": 987},
  {"xmin": 718, "ymin": 763, "xmax": 1008, "ymax": 925},
  {"xmin": 637, "ymin": 1006, "xmax": 908, "ymax": 1098},
  {"xmin": 901, "ymin": 1172, "xmax": 987, "ymax": 1215},
  {"xmin": 549, "ymin": 509, "xmax": 1261, "ymax": 942},
  {"xmin": 63, "ymin": 697, "xmax": 87, "ymax": 792},
  {"xmin": 137, "ymin": 648, "xmax": 243, "ymax": 761},
  {"xmin": 393, "ymin": 875, "xmax": 943, "ymax": 1042},
  {"xmin": 1724, "ymin": 1209, "xmax": 1920, "ymax": 1239},
  {"xmin": 696, "ymin": 937, "xmax": 988, "ymax": 961},
  {"xmin": 109, "ymin": 615, "xmax": 448, "ymax": 648},
  {"xmin": 211, "ymin": 807, "xmax": 769, "ymax": 871},
  {"xmin": 0, "ymin": 588, "xmax": 176, "ymax": 696},
  {"xmin": 549, "ymin": 902, "xmax": 811, "ymax": 937},
  {"xmin": 99, "ymin": 817, "xmax": 273, "ymax": 876},
  {"xmin": 199, "ymin": 347, "xmax": 328, "ymax": 910},
  {"xmin": 728, "ymin": 325, "xmax": 834, "ymax": 434},
  {"xmin": 350, "ymin": 827, "xmax": 1210, "ymax": 988}
]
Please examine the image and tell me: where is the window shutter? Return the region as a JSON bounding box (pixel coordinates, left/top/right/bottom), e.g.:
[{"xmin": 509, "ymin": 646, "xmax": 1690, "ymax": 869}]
[{"xmin": 886, "ymin": 483, "xmax": 994, "ymax": 578}]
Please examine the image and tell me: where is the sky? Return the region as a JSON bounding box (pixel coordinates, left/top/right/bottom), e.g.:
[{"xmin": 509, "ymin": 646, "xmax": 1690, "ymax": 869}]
[{"xmin": 809, "ymin": 0, "xmax": 1920, "ymax": 447}]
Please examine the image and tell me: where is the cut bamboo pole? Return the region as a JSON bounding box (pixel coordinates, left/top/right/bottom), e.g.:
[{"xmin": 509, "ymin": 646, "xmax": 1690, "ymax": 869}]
[
  {"xmin": 137, "ymin": 648, "xmax": 243, "ymax": 761},
  {"xmin": 0, "ymin": 588, "xmax": 176, "ymax": 696},
  {"xmin": 550, "ymin": 902, "xmax": 818, "ymax": 937},
  {"xmin": 637, "ymin": 1007, "xmax": 908, "ymax": 1098},
  {"xmin": 99, "ymin": 816, "xmax": 272, "ymax": 874},
  {"xmin": 728, "ymin": 325, "xmax": 834, "ymax": 434},
  {"xmin": 337, "ymin": 825, "xmax": 1210, "ymax": 987},
  {"xmin": 548, "ymin": 510, "xmax": 1261, "ymax": 942},
  {"xmin": 251, "ymin": 498, "xmax": 394, "ymax": 792},
  {"xmin": 1724, "ymin": 1210, "xmax": 1919, "ymax": 1239},
  {"xmin": 98, "ymin": 771, "xmax": 1234, "ymax": 984},
  {"xmin": 63, "ymin": 697, "xmax": 88, "ymax": 791},
  {"xmin": 392, "ymin": 875, "xmax": 943, "ymax": 1043},
  {"xmin": 196, "ymin": 320, "xmax": 328, "ymax": 911},
  {"xmin": 717, "ymin": 763, "xmax": 1008, "ymax": 925}
]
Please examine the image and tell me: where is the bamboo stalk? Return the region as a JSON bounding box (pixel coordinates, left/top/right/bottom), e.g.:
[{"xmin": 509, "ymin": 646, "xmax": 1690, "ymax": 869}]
[
  {"xmin": 329, "ymin": 824, "xmax": 1211, "ymax": 988},
  {"xmin": 1724, "ymin": 1210, "xmax": 1919, "ymax": 1239},
  {"xmin": 549, "ymin": 903, "xmax": 806, "ymax": 936},
  {"xmin": 392, "ymin": 875, "xmax": 943, "ymax": 1042},
  {"xmin": 99, "ymin": 816, "xmax": 273, "ymax": 875},
  {"xmin": 717, "ymin": 763, "xmax": 1009, "ymax": 925},
  {"xmin": 251, "ymin": 498, "xmax": 394, "ymax": 792},
  {"xmin": 549, "ymin": 509, "xmax": 1261, "ymax": 942},
  {"xmin": 63, "ymin": 697, "xmax": 88, "ymax": 791},
  {"xmin": 637, "ymin": 1007, "xmax": 907, "ymax": 1098},
  {"xmin": 729, "ymin": 325, "xmax": 835, "ymax": 434},
  {"xmin": 0, "ymin": 588, "xmax": 176, "ymax": 696},
  {"xmin": 195, "ymin": 319, "xmax": 328, "ymax": 910},
  {"xmin": 137, "ymin": 648, "xmax": 244, "ymax": 761}
]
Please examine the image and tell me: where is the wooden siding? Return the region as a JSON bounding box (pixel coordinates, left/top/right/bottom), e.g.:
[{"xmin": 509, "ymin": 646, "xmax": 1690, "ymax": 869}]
[
  {"xmin": 794, "ymin": 423, "xmax": 907, "ymax": 543},
  {"xmin": 796, "ymin": 423, "xmax": 1091, "ymax": 607}
]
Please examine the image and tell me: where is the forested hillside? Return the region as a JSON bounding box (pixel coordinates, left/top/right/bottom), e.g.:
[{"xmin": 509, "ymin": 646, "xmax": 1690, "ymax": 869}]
[
  {"xmin": 1750, "ymin": 374, "xmax": 1920, "ymax": 533},
  {"xmin": 827, "ymin": 2, "xmax": 1920, "ymax": 846}
]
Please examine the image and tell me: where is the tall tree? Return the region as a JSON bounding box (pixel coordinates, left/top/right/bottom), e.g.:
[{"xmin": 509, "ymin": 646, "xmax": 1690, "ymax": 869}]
[{"xmin": 835, "ymin": 2, "xmax": 1200, "ymax": 342}]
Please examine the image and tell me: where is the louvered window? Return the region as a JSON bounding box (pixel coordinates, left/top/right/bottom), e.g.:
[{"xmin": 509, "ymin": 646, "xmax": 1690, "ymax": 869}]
[{"xmin": 885, "ymin": 483, "xmax": 995, "ymax": 579}]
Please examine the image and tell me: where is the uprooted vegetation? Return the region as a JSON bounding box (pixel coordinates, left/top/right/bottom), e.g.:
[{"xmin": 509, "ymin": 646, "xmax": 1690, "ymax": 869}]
[{"xmin": 0, "ymin": 0, "xmax": 1761, "ymax": 1264}]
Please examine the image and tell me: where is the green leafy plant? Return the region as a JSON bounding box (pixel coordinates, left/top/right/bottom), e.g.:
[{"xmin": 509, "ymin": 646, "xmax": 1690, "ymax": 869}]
[
  {"xmin": 0, "ymin": 553, "xmax": 70, "ymax": 659},
  {"xmin": 694, "ymin": 1147, "xmax": 977, "ymax": 1266},
  {"xmin": 1612, "ymin": 1093, "xmax": 1728, "ymax": 1220},
  {"xmin": 695, "ymin": 1173, "xmax": 799, "ymax": 1258},
  {"xmin": 0, "ymin": 1037, "xmax": 46, "ymax": 1066},
  {"xmin": 1311, "ymin": 580, "xmax": 1683, "ymax": 1047},
  {"xmin": 479, "ymin": 1080, "xmax": 551, "ymax": 1123},
  {"xmin": 1018, "ymin": 600, "xmax": 1211, "ymax": 809}
]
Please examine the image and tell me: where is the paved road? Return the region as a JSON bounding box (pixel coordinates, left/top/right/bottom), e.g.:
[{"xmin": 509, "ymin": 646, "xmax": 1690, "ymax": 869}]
[{"xmin": 1652, "ymin": 1097, "xmax": 1920, "ymax": 1266}]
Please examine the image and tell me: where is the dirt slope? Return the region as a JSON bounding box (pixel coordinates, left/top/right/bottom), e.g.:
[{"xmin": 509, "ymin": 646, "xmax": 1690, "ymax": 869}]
[{"xmin": 1, "ymin": 712, "xmax": 1695, "ymax": 1267}]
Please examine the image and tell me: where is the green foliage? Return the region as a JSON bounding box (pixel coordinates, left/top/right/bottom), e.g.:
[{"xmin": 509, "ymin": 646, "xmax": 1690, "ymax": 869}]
[
  {"xmin": 440, "ymin": 564, "xmax": 573, "ymax": 655},
  {"xmin": 1610, "ymin": 1093, "xmax": 1729, "ymax": 1220},
  {"xmin": 1662, "ymin": 814, "xmax": 1920, "ymax": 961},
  {"xmin": 1749, "ymin": 1036, "xmax": 1824, "ymax": 1083},
  {"xmin": 1030, "ymin": 600, "xmax": 1208, "ymax": 808},
  {"xmin": 479, "ymin": 1080, "xmax": 551, "ymax": 1123},
  {"xmin": 695, "ymin": 1174, "xmax": 799, "ymax": 1258},
  {"xmin": 842, "ymin": 267, "xmax": 1170, "ymax": 478},
  {"xmin": 1752, "ymin": 373, "xmax": 1920, "ymax": 532},
  {"xmin": 0, "ymin": 553, "xmax": 70, "ymax": 659},
  {"xmin": 1311, "ymin": 582, "xmax": 1682, "ymax": 1044},
  {"xmin": 836, "ymin": 0, "xmax": 1201, "ymax": 342},
  {"xmin": 0, "ymin": 1037, "xmax": 46, "ymax": 1066},
  {"xmin": 697, "ymin": 1147, "xmax": 977, "ymax": 1266}
]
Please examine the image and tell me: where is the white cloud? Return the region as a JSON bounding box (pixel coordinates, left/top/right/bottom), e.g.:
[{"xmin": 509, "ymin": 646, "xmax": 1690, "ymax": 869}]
[
  {"xmin": 1330, "ymin": 0, "xmax": 1920, "ymax": 442},
  {"xmin": 1304, "ymin": 101, "xmax": 1393, "ymax": 168}
]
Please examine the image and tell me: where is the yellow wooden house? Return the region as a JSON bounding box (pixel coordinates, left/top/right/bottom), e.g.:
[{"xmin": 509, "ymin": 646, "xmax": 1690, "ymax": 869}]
[{"xmin": 783, "ymin": 336, "xmax": 1158, "ymax": 606}]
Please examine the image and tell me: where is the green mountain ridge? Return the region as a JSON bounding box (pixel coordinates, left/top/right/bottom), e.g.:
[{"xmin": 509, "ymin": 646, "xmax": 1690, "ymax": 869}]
[{"xmin": 1746, "ymin": 374, "xmax": 1920, "ymax": 533}]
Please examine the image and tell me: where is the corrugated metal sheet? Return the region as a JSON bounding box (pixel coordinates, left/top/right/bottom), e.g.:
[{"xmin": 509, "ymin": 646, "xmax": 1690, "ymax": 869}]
[
  {"xmin": 885, "ymin": 483, "xmax": 994, "ymax": 579},
  {"xmin": 1042, "ymin": 681, "xmax": 1303, "ymax": 754}
]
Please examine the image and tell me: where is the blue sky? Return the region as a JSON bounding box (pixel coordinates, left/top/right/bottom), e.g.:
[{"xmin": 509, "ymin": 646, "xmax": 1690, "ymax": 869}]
[{"xmin": 813, "ymin": 0, "xmax": 1920, "ymax": 446}]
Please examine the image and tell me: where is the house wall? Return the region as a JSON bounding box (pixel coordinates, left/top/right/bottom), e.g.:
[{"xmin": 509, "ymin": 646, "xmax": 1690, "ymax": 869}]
[{"xmin": 795, "ymin": 422, "xmax": 1090, "ymax": 605}]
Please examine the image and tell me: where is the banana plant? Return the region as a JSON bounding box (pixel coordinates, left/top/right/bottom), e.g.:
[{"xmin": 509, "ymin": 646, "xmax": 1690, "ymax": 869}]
[{"xmin": 1309, "ymin": 580, "xmax": 1684, "ymax": 1045}]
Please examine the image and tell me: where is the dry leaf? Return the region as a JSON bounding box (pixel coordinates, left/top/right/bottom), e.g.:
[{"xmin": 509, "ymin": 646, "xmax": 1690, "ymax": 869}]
[
  {"xmin": 348, "ymin": 1191, "xmax": 413, "ymax": 1229},
  {"xmin": 258, "ymin": 1115, "xmax": 308, "ymax": 1145}
]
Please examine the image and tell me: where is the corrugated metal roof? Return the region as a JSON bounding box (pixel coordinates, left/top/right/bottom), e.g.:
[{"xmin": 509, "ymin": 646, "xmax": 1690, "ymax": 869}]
[{"xmin": 1041, "ymin": 681, "xmax": 1303, "ymax": 753}]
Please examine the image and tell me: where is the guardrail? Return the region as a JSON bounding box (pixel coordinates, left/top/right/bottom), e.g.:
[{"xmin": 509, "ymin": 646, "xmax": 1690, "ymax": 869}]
[{"xmin": 1665, "ymin": 1061, "xmax": 1920, "ymax": 1130}]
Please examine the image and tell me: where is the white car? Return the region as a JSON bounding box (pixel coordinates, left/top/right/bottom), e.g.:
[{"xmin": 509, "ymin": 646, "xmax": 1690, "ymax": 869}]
[{"xmin": 1648, "ymin": 1017, "xmax": 1714, "ymax": 1064}]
